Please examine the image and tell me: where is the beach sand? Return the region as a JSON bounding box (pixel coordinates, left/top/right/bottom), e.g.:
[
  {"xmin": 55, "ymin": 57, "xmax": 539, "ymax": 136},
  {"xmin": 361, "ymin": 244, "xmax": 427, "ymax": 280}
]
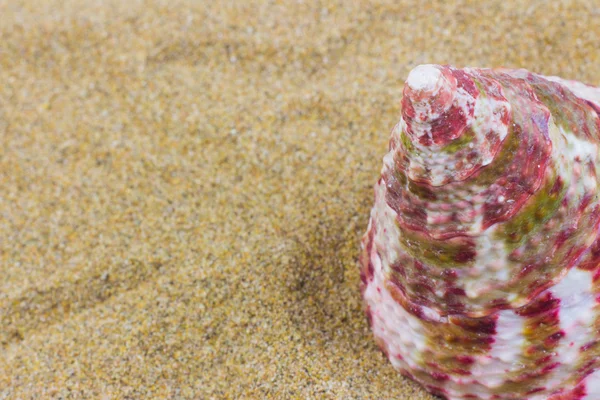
[{"xmin": 0, "ymin": 0, "xmax": 599, "ymax": 398}]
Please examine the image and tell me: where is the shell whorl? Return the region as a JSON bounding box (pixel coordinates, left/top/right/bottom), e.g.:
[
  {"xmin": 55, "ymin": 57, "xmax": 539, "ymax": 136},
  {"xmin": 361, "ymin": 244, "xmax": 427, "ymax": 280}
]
[
  {"xmin": 361, "ymin": 65, "xmax": 600, "ymax": 399},
  {"xmin": 400, "ymin": 64, "xmax": 511, "ymax": 186}
]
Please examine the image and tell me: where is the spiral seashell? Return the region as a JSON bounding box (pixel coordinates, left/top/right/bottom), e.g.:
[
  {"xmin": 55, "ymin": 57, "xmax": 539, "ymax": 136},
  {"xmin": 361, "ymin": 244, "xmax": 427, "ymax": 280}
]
[{"xmin": 360, "ymin": 64, "xmax": 600, "ymax": 399}]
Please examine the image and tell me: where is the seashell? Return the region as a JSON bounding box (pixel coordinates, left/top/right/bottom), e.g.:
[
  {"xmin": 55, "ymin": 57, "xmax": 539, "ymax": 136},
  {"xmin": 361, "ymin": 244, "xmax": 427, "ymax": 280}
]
[{"xmin": 360, "ymin": 64, "xmax": 600, "ymax": 399}]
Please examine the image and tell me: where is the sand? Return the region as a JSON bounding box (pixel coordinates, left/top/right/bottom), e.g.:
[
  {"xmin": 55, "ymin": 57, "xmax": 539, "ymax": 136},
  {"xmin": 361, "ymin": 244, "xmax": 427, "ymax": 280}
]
[{"xmin": 0, "ymin": 0, "xmax": 599, "ymax": 398}]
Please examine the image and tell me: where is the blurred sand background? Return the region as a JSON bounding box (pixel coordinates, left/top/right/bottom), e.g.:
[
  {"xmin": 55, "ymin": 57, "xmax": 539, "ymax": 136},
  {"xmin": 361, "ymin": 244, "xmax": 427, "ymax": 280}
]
[{"xmin": 0, "ymin": 0, "xmax": 599, "ymax": 398}]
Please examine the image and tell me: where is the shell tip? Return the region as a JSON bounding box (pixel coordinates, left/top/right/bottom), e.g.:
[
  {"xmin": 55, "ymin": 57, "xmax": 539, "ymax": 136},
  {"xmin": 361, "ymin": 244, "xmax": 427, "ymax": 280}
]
[{"xmin": 406, "ymin": 64, "xmax": 443, "ymax": 92}]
